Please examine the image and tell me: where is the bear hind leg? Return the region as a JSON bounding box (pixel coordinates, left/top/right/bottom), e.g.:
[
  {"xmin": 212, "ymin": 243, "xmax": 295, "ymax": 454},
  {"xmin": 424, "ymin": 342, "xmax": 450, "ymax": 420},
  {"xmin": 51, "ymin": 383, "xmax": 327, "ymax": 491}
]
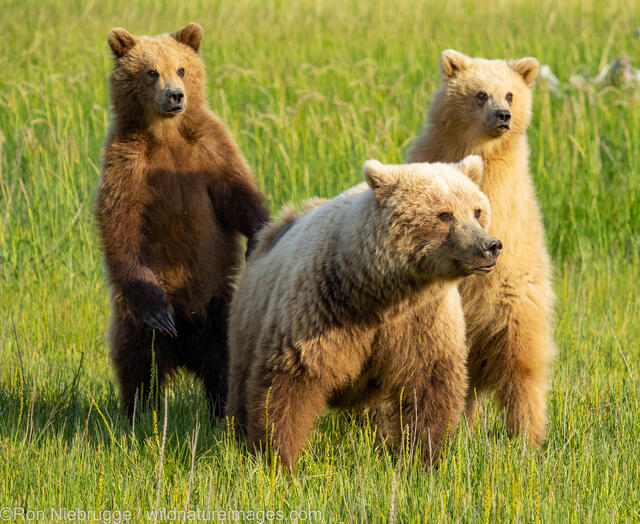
[
  {"xmin": 490, "ymin": 321, "xmax": 553, "ymax": 447},
  {"xmin": 182, "ymin": 296, "xmax": 230, "ymax": 421},
  {"xmin": 464, "ymin": 388, "xmax": 482, "ymax": 434},
  {"xmin": 110, "ymin": 318, "xmax": 176, "ymax": 419}
]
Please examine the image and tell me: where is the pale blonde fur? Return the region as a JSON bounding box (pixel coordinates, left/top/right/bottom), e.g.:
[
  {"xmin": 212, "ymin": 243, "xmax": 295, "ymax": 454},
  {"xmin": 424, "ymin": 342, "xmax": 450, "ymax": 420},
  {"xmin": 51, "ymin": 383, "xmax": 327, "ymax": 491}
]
[
  {"xmin": 227, "ymin": 158, "xmax": 500, "ymax": 470},
  {"xmin": 408, "ymin": 50, "xmax": 555, "ymax": 446}
]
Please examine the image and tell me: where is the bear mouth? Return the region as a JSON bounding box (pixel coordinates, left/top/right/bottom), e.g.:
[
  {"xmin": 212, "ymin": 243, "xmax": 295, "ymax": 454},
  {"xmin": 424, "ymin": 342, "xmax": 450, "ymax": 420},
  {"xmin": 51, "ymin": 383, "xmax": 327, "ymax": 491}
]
[
  {"xmin": 158, "ymin": 105, "xmax": 185, "ymax": 116},
  {"xmin": 454, "ymin": 259, "xmax": 496, "ymax": 275},
  {"xmin": 488, "ymin": 124, "xmax": 510, "ymax": 136},
  {"xmin": 486, "ymin": 122, "xmax": 511, "ymax": 138},
  {"xmin": 472, "ymin": 263, "xmax": 496, "ymax": 273}
]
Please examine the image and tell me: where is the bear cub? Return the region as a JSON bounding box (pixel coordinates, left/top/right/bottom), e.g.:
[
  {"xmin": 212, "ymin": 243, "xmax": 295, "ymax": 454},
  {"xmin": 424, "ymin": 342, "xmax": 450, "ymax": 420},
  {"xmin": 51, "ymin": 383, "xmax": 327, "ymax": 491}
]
[
  {"xmin": 95, "ymin": 24, "xmax": 269, "ymax": 419},
  {"xmin": 226, "ymin": 157, "xmax": 501, "ymax": 470},
  {"xmin": 408, "ymin": 50, "xmax": 555, "ymax": 445}
]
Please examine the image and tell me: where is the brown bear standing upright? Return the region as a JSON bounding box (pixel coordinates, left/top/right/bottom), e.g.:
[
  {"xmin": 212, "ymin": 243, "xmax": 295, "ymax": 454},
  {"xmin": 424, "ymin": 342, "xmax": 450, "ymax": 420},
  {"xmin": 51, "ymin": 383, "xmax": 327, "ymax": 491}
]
[
  {"xmin": 95, "ymin": 23, "xmax": 269, "ymax": 419},
  {"xmin": 227, "ymin": 157, "xmax": 502, "ymax": 470},
  {"xmin": 408, "ymin": 50, "xmax": 555, "ymax": 445}
]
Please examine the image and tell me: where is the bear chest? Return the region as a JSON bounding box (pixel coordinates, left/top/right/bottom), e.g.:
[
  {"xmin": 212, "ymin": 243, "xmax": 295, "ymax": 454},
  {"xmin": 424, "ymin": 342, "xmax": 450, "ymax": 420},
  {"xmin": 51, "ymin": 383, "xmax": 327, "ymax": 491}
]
[{"xmin": 141, "ymin": 165, "xmax": 224, "ymax": 258}]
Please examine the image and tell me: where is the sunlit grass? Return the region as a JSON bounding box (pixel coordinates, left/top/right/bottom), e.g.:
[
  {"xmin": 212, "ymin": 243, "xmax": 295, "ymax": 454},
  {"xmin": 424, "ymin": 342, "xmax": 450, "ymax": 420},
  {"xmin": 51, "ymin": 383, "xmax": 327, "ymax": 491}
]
[{"xmin": 1, "ymin": 0, "xmax": 639, "ymax": 521}]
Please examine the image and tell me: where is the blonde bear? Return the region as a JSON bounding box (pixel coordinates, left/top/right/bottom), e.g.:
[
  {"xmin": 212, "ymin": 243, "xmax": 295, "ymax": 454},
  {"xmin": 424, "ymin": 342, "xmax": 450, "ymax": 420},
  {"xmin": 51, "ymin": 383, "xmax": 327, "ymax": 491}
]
[
  {"xmin": 408, "ymin": 50, "xmax": 554, "ymax": 445},
  {"xmin": 226, "ymin": 157, "xmax": 501, "ymax": 470}
]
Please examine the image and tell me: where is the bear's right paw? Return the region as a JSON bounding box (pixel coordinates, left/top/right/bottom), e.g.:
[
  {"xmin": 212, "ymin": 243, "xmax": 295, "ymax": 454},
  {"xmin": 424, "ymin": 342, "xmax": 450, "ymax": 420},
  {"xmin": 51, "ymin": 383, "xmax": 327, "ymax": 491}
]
[
  {"xmin": 124, "ymin": 280, "xmax": 178, "ymax": 337},
  {"xmin": 141, "ymin": 302, "xmax": 177, "ymax": 338}
]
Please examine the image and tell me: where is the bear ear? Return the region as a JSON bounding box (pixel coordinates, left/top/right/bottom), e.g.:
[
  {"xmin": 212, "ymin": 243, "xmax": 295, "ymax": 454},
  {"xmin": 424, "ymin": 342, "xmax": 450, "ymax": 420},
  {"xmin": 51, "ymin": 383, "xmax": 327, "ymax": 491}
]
[
  {"xmin": 509, "ymin": 57, "xmax": 540, "ymax": 86},
  {"xmin": 441, "ymin": 49, "xmax": 471, "ymax": 78},
  {"xmin": 108, "ymin": 28, "xmax": 137, "ymax": 58},
  {"xmin": 457, "ymin": 155, "xmax": 484, "ymax": 184},
  {"xmin": 172, "ymin": 23, "xmax": 203, "ymax": 52},
  {"xmin": 363, "ymin": 160, "xmax": 399, "ymax": 202}
]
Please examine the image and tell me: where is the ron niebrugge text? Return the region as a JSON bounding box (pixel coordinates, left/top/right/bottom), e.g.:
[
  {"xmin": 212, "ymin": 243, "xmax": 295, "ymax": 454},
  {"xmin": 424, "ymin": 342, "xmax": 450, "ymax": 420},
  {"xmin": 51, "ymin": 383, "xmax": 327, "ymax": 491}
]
[{"xmin": 1, "ymin": 506, "xmax": 322, "ymax": 522}]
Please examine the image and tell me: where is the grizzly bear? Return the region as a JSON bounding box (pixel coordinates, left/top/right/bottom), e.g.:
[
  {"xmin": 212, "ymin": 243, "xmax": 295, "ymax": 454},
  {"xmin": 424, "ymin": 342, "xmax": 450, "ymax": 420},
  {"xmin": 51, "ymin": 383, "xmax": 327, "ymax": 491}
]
[
  {"xmin": 226, "ymin": 157, "xmax": 502, "ymax": 470},
  {"xmin": 95, "ymin": 23, "xmax": 269, "ymax": 419},
  {"xmin": 408, "ymin": 50, "xmax": 555, "ymax": 445}
]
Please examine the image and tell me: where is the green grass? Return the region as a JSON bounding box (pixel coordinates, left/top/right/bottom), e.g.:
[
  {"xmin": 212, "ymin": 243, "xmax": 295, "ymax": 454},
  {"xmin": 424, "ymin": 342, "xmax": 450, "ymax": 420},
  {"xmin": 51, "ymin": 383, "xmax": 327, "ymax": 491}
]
[{"xmin": 1, "ymin": 0, "xmax": 639, "ymax": 521}]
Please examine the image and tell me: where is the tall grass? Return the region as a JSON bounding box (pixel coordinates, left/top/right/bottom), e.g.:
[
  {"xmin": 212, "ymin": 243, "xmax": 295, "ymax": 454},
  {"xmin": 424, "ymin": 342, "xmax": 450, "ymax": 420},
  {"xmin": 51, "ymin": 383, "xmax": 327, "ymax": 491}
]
[{"xmin": 1, "ymin": 0, "xmax": 639, "ymax": 521}]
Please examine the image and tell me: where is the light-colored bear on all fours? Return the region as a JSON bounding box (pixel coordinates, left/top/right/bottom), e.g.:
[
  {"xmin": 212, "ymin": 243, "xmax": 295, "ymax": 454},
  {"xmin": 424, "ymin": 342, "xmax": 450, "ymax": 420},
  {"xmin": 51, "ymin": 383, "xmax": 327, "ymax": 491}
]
[
  {"xmin": 226, "ymin": 156, "xmax": 502, "ymax": 470},
  {"xmin": 408, "ymin": 49, "xmax": 555, "ymax": 446}
]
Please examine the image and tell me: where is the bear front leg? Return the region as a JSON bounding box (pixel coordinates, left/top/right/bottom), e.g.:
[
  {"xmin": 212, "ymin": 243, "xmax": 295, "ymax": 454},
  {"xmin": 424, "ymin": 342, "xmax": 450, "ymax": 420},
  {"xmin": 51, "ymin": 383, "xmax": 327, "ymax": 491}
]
[
  {"xmin": 110, "ymin": 316, "xmax": 176, "ymax": 418},
  {"xmin": 384, "ymin": 358, "xmax": 467, "ymax": 466},
  {"xmin": 207, "ymin": 168, "xmax": 269, "ymax": 258},
  {"xmin": 491, "ymin": 319, "xmax": 553, "ymax": 447},
  {"xmin": 226, "ymin": 343, "xmax": 251, "ymax": 433},
  {"xmin": 245, "ymin": 366, "xmax": 327, "ymax": 472}
]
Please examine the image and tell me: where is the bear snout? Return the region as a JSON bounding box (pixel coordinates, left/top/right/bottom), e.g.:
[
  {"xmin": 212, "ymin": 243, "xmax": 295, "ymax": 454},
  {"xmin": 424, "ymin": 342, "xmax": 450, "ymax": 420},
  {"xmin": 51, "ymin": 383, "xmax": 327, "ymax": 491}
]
[
  {"xmin": 487, "ymin": 109, "xmax": 511, "ymax": 133},
  {"xmin": 482, "ymin": 237, "xmax": 502, "ymax": 259},
  {"xmin": 470, "ymin": 235, "xmax": 502, "ymax": 273},
  {"xmin": 158, "ymin": 87, "xmax": 186, "ymax": 115},
  {"xmin": 168, "ymin": 88, "xmax": 184, "ymax": 105},
  {"xmin": 166, "ymin": 88, "xmax": 185, "ymax": 112},
  {"xmin": 495, "ymin": 109, "xmax": 511, "ymax": 125},
  {"xmin": 452, "ymin": 227, "xmax": 502, "ymax": 275}
]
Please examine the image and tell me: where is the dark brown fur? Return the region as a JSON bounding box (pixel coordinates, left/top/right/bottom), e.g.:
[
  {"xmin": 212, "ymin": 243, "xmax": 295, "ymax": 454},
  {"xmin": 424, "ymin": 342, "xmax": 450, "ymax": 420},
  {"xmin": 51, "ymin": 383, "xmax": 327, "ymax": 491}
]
[{"xmin": 95, "ymin": 24, "xmax": 269, "ymax": 419}]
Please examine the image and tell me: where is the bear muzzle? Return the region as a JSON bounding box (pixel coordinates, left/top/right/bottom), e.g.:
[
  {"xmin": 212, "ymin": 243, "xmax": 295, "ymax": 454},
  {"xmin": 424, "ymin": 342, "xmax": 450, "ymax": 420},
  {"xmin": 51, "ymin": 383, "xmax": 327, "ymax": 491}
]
[
  {"xmin": 158, "ymin": 87, "xmax": 186, "ymax": 115},
  {"xmin": 473, "ymin": 236, "xmax": 502, "ymax": 273},
  {"xmin": 453, "ymin": 229, "xmax": 502, "ymax": 275},
  {"xmin": 486, "ymin": 109, "xmax": 511, "ymax": 135}
]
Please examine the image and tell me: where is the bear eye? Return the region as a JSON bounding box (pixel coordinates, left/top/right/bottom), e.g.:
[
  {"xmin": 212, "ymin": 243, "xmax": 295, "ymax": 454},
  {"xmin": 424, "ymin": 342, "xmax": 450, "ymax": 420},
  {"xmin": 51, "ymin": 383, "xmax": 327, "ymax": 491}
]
[
  {"xmin": 177, "ymin": 67, "xmax": 185, "ymax": 77},
  {"xmin": 438, "ymin": 212, "xmax": 454, "ymax": 223},
  {"xmin": 475, "ymin": 91, "xmax": 488, "ymax": 104},
  {"xmin": 148, "ymin": 69, "xmax": 159, "ymax": 79},
  {"xmin": 506, "ymin": 92, "xmax": 513, "ymax": 103},
  {"xmin": 474, "ymin": 209, "xmax": 482, "ymax": 219}
]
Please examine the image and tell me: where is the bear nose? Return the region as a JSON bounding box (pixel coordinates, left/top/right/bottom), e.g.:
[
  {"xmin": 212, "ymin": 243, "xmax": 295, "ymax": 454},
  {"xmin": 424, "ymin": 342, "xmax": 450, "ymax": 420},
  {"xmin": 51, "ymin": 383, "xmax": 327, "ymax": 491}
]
[
  {"xmin": 482, "ymin": 237, "xmax": 502, "ymax": 258},
  {"xmin": 495, "ymin": 110, "xmax": 511, "ymax": 123},
  {"xmin": 168, "ymin": 89, "xmax": 184, "ymax": 104}
]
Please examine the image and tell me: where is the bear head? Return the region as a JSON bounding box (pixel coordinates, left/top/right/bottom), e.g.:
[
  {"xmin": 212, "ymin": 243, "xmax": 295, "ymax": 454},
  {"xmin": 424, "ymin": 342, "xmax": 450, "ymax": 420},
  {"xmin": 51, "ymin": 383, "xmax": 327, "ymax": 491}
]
[
  {"xmin": 436, "ymin": 49, "xmax": 539, "ymax": 144},
  {"xmin": 364, "ymin": 155, "xmax": 501, "ymax": 279},
  {"xmin": 107, "ymin": 23, "xmax": 205, "ymax": 122}
]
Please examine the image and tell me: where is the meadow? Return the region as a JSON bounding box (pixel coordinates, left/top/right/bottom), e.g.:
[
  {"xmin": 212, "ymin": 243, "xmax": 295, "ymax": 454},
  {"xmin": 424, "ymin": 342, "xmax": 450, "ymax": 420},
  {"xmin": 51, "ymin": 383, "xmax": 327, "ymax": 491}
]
[{"xmin": 1, "ymin": 0, "xmax": 639, "ymax": 521}]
